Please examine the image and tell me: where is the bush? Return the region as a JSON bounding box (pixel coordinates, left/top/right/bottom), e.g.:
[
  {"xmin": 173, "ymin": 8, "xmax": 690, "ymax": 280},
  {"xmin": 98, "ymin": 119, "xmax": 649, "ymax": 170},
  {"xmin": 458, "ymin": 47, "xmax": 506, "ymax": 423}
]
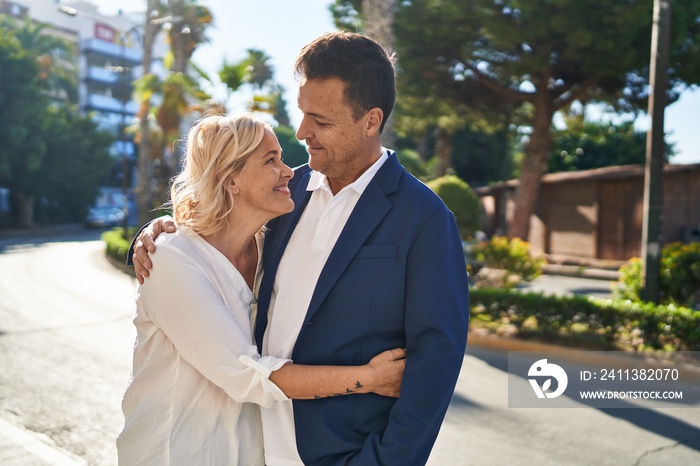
[
  {"xmin": 613, "ymin": 242, "xmax": 700, "ymax": 309},
  {"xmin": 397, "ymin": 148, "xmax": 428, "ymax": 179},
  {"xmin": 470, "ymin": 287, "xmax": 700, "ymax": 351},
  {"xmin": 427, "ymin": 174, "xmax": 481, "ymax": 239},
  {"xmin": 470, "ymin": 235, "xmax": 545, "ymax": 289},
  {"xmin": 102, "ymin": 227, "xmax": 138, "ymax": 264}
]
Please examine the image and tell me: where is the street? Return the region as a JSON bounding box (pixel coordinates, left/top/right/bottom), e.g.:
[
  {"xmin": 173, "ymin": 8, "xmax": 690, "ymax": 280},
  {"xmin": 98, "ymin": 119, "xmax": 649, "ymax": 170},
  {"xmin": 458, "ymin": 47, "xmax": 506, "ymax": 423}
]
[{"xmin": 0, "ymin": 226, "xmax": 698, "ymax": 465}]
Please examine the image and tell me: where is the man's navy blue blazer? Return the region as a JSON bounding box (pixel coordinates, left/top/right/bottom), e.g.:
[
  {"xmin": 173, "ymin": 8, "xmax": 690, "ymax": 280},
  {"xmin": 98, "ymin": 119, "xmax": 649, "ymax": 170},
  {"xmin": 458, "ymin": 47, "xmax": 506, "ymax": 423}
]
[{"xmin": 256, "ymin": 151, "xmax": 470, "ymax": 466}]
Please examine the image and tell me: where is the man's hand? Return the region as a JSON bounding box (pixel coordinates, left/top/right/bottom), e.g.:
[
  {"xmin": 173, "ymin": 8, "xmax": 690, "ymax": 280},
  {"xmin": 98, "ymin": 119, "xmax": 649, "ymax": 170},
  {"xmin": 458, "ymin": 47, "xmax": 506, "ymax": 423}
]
[
  {"xmin": 133, "ymin": 218, "xmax": 176, "ymax": 284},
  {"xmin": 367, "ymin": 348, "xmax": 406, "ymax": 398}
]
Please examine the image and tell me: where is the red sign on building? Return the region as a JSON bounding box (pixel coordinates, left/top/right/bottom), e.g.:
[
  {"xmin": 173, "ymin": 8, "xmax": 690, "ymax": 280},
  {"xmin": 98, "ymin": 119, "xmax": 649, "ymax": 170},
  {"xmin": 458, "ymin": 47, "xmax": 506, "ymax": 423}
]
[{"xmin": 94, "ymin": 23, "xmax": 117, "ymax": 43}]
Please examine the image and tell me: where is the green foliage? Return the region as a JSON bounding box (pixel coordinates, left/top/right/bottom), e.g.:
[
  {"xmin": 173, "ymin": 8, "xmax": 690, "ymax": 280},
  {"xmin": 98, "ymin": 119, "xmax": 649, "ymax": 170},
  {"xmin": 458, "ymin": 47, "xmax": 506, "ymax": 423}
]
[
  {"xmin": 397, "ymin": 148, "xmax": 428, "ymax": 180},
  {"xmin": 471, "ymin": 235, "xmax": 545, "ymax": 289},
  {"xmin": 426, "ymin": 175, "xmax": 481, "ymax": 239},
  {"xmin": 470, "ymin": 287, "xmax": 700, "ymax": 351},
  {"xmin": 550, "ymin": 119, "xmax": 675, "ymax": 173},
  {"xmin": 451, "ymin": 127, "xmax": 514, "ymax": 186},
  {"xmin": 0, "ymin": 28, "xmax": 48, "ymax": 225},
  {"xmin": 0, "ymin": 16, "xmax": 78, "ymax": 102},
  {"xmin": 275, "ymin": 126, "xmax": 308, "ymax": 168},
  {"xmin": 330, "ymin": 0, "xmax": 363, "ymax": 31},
  {"xmin": 33, "ymin": 106, "xmax": 113, "ymax": 222},
  {"xmin": 612, "ymin": 258, "xmax": 644, "ymax": 303},
  {"xmin": 0, "ymin": 27, "xmax": 112, "ymax": 225},
  {"xmin": 392, "ymin": 0, "xmax": 700, "ymax": 236},
  {"xmin": 613, "ymin": 242, "xmax": 700, "ymax": 309},
  {"xmin": 218, "ymin": 49, "xmax": 291, "ymax": 125},
  {"xmin": 102, "ymin": 227, "xmax": 140, "ymax": 264}
]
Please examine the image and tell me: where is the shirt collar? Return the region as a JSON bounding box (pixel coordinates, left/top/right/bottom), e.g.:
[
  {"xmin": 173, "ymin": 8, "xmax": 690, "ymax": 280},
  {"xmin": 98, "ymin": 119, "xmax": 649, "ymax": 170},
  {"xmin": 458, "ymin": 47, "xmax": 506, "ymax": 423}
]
[{"xmin": 306, "ymin": 149, "xmax": 389, "ymax": 195}]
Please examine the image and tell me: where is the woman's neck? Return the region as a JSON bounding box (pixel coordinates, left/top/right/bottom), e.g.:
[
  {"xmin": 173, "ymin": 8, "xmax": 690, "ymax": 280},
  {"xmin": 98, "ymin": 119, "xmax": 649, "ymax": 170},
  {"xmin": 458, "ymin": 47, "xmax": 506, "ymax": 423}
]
[{"xmin": 201, "ymin": 214, "xmax": 262, "ymax": 289}]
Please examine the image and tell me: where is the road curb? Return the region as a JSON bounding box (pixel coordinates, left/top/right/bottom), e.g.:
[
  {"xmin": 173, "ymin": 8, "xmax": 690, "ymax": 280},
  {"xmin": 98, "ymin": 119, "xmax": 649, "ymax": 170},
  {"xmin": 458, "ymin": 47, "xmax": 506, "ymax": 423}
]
[{"xmin": 0, "ymin": 417, "xmax": 86, "ymax": 465}]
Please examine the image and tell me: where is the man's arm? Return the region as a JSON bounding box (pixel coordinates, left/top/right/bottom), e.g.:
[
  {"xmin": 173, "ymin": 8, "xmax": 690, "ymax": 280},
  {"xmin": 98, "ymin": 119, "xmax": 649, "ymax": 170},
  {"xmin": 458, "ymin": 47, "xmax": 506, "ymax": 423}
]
[
  {"xmin": 351, "ymin": 207, "xmax": 470, "ymax": 465},
  {"xmin": 127, "ymin": 216, "xmax": 176, "ymax": 284}
]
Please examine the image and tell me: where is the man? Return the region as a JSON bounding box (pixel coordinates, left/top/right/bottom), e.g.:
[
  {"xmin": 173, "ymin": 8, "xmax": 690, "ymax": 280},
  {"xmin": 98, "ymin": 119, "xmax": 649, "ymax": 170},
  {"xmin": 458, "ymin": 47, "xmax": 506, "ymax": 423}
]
[{"xmin": 132, "ymin": 31, "xmax": 470, "ymax": 465}]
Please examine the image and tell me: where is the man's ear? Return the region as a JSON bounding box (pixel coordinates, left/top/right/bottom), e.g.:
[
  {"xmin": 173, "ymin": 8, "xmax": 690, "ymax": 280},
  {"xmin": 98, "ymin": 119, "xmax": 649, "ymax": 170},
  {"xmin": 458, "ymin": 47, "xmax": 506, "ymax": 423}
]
[{"xmin": 365, "ymin": 108, "xmax": 383, "ymax": 136}]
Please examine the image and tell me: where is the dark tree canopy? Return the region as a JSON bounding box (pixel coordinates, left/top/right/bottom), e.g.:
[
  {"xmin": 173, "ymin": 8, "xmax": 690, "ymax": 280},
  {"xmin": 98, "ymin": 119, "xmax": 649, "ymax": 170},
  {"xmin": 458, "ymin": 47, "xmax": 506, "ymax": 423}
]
[{"xmin": 393, "ymin": 0, "xmax": 700, "ymax": 238}]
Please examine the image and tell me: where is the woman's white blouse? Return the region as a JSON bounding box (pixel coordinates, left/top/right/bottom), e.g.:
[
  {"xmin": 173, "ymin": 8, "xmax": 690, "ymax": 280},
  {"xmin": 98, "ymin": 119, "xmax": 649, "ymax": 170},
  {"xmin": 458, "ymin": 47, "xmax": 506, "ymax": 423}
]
[{"xmin": 117, "ymin": 228, "xmax": 289, "ymax": 465}]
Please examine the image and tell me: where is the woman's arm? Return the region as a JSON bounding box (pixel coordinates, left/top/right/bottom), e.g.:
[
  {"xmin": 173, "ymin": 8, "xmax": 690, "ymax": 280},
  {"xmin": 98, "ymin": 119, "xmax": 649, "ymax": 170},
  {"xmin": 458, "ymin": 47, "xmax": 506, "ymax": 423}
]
[
  {"xmin": 138, "ymin": 240, "xmax": 404, "ymax": 407},
  {"xmin": 271, "ymin": 348, "xmax": 405, "ymax": 400}
]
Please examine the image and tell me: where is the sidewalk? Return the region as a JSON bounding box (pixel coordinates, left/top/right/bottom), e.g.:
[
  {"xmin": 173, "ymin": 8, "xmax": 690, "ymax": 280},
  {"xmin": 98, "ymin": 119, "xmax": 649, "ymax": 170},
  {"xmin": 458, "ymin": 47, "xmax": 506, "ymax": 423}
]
[{"xmin": 0, "ymin": 417, "xmax": 85, "ymax": 466}]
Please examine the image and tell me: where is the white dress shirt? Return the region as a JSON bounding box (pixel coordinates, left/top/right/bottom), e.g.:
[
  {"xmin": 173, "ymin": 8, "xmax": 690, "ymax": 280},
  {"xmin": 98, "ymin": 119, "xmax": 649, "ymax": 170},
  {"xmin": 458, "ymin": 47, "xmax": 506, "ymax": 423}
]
[
  {"xmin": 117, "ymin": 227, "xmax": 290, "ymax": 466},
  {"xmin": 260, "ymin": 152, "xmax": 389, "ymax": 466}
]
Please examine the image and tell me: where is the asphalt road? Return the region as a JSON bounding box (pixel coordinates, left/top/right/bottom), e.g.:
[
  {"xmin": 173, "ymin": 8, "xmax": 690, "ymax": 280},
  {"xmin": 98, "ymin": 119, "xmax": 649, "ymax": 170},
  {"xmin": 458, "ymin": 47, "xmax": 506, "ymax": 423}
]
[{"xmin": 0, "ymin": 226, "xmax": 698, "ymax": 465}]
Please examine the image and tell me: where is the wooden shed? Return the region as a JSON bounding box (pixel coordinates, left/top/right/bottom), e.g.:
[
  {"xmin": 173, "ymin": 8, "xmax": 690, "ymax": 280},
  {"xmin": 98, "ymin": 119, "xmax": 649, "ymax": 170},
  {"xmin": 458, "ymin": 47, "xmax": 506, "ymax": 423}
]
[{"xmin": 476, "ymin": 163, "xmax": 700, "ymax": 262}]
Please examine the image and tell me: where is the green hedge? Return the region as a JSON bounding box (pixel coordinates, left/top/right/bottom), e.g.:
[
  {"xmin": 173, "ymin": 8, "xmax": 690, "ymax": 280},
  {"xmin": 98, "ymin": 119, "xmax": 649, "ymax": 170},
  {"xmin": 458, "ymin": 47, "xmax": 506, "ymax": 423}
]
[
  {"xmin": 102, "ymin": 227, "xmax": 138, "ymax": 264},
  {"xmin": 470, "ymin": 287, "xmax": 700, "ymax": 351}
]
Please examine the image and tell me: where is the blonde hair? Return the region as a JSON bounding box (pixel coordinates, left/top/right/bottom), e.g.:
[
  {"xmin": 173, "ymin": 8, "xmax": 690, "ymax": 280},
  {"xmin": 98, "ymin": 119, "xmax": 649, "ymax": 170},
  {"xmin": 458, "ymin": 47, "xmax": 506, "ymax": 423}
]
[{"xmin": 170, "ymin": 113, "xmax": 272, "ymax": 236}]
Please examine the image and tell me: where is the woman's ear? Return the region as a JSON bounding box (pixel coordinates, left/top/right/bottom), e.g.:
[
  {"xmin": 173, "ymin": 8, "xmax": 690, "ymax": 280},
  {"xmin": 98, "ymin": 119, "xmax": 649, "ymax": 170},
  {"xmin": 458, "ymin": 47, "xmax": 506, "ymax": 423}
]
[{"xmin": 226, "ymin": 177, "xmax": 240, "ymax": 195}]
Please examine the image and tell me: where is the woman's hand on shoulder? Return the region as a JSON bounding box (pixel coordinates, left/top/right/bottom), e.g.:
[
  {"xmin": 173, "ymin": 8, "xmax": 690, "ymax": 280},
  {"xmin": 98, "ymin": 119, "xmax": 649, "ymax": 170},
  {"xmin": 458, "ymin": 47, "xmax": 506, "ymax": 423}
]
[{"xmin": 133, "ymin": 217, "xmax": 177, "ymax": 284}]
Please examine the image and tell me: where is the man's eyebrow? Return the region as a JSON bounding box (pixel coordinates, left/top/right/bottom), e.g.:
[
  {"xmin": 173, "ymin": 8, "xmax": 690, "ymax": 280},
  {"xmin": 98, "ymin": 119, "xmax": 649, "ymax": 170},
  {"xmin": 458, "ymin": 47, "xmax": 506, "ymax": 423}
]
[{"xmin": 298, "ymin": 107, "xmax": 329, "ymax": 120}]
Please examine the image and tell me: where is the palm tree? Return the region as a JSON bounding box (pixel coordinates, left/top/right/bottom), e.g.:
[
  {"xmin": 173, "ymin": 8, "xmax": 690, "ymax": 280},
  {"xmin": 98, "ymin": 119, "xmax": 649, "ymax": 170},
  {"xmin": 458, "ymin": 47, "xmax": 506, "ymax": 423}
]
[{"xmin": 135, "ymin": 0, "xmax": 214, "ymax": 215}]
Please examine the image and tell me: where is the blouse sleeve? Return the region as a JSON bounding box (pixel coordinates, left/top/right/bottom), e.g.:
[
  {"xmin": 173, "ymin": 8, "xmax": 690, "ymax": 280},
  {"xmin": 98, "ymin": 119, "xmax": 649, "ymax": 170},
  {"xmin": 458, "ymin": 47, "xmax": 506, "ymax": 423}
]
[{"xmin": 136, "ymin": 240, "xmax": 290, "ymax": 408}]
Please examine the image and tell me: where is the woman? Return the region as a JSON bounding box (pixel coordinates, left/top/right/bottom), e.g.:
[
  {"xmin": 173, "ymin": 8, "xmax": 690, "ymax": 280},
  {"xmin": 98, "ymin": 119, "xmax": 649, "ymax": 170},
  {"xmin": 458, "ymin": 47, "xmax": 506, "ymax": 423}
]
[{"xmin": 116, "ymin": 113, "xmax": 404, "ymax": 465}]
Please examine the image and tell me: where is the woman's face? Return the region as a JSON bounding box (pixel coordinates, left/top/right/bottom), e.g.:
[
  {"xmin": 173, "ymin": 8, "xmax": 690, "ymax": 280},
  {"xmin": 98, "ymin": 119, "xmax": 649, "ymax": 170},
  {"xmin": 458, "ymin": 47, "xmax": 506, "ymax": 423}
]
[{"xmin": 230, "ymin": 128, "xmax": 295, "ymax": 220}]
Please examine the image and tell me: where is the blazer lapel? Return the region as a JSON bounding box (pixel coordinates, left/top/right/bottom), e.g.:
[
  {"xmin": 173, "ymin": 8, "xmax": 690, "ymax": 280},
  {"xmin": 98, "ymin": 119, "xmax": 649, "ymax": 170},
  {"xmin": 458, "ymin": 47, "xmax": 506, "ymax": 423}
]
[{"xmin": 298, "ymin": 153, "xmax": 403, "ymax": 334}]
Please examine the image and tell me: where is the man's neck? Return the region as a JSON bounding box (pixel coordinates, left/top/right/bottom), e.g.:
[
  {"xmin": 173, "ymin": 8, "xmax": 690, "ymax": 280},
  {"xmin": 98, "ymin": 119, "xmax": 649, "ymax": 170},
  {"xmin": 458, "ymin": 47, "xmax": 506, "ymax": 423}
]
[{"xmin": 326, "ymin": 148, "xmax": 385, "ymax": 195}]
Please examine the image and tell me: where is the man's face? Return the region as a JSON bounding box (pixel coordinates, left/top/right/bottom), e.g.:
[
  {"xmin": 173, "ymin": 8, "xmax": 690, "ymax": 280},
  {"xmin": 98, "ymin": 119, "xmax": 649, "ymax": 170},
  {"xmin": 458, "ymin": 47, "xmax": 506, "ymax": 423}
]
[{"xmin": 296, "ymin": 78, "xmax": 375, "ymax": 191}]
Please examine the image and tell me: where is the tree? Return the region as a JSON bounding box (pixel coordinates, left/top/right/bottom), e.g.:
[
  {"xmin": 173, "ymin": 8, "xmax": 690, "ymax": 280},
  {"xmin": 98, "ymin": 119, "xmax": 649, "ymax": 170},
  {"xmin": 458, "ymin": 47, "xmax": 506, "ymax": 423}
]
[
  {"xmin": 218, "ymin": 49, "xmax": 304, "ymax": 157},
  {"xmin": 331, "ymin": 0, "xmax": 398, "ymax": 147},
  {"xmin": 135, "ymin": 0, "xmax": 169, "ymax": 226},
  {"xmin": 135, "ymin": 0, "xmax": 214, "ymax": 212},
  {"xmin": 549, "ymin": 117, "xmax": 675, "ymax": 173},
  {"xmin": 33, "ymin": 106, "xmax": 113, "ymax": 222},
  {"xmin": 0, "ymin": 28, "xmax": 48, "ymax": 226},
  {"xmin": 275, "ymin": 125, "xmax": 308, "ymax": 169},
  {"xmin": 451, "ymin": 127, "xmax": 513, "ymax": 187},
  {"xmin": 0, "ymin": 16, "xmax": 77, "ymax": 102},
  {"xmin": 394, "ymin": 0, "xmax": 700, "ymax": 239}
]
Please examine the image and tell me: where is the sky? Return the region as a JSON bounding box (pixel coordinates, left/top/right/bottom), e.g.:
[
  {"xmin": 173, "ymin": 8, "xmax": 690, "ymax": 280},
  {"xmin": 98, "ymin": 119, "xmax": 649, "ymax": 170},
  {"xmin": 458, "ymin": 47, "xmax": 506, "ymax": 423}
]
[{"xmin": 88, "ymin": 0, "xmax": 700, "ymax": 165}]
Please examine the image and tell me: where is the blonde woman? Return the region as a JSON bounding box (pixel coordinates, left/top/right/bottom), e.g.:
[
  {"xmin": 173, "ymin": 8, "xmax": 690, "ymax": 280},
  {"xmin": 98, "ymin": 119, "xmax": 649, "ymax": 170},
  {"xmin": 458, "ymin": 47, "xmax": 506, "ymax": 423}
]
[{"xmin": 117, "ymin": 114, "xmax": 404, "ymax": 465}]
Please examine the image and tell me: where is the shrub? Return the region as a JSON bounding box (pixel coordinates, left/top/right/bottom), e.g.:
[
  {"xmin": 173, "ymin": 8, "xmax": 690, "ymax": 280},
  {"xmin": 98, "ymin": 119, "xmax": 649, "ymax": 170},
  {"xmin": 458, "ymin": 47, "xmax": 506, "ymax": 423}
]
[
  {"xmin": 471, "ymin": 235, "xmax": 545, "ymax": 289},
  {"xmin": 102, "ymin": 227, "xmax": 138, "ymax": 264},
  {"xmin": 612, "ymin": 242, "xmax": 700, "ymax": 309},
  {"xmin": 427, "ymin": 174, "xmax": 481, "ymax": 239},
  {"xmin": 470, "ymin": 287, "xmax": 700, "ymax": 351},
  {"xmin": 397, "ymin": 148, "xmax": 428, "ymax": 179}
]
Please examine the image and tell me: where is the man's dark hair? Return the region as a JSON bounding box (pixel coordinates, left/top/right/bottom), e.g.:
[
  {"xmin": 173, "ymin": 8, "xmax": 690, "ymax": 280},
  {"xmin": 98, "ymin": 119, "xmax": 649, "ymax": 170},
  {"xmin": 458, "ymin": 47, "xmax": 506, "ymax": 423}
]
[{"xmin": 294, "ymin": 31, "xmax": 396, "ymax": 133}]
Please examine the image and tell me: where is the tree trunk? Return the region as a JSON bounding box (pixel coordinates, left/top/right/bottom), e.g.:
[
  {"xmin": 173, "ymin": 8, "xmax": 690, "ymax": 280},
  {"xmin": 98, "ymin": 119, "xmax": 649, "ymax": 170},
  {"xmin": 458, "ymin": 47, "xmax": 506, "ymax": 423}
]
[
  {"xmin": 507, "ymin": 96, "xmax": 553, "ymax": 240},
  {"xmin": 434, "ymin": 126, "xmax": 453, "ymax": 177},
  {"xmin": 361, "ymin": 0, "xmax": 398, "ymax": 149},
  {"xmin": 16, "ymin": 194, "xmax": 34, "ymax": 228},
  {"xmin": 137, "ymin": 0, "xmax": 159, "ymax": 226}
]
